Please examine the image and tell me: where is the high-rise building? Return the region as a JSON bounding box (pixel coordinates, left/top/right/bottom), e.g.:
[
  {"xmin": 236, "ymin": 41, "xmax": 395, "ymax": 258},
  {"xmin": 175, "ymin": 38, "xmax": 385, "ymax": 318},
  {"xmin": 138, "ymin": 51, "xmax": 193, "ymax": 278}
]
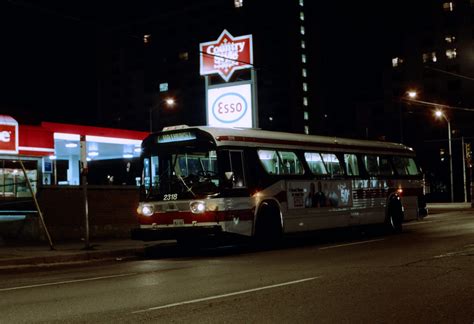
[
  {"xmin": 97, "ymin": 1, "xmax": 384, "ymax": 137},
  {"xmin": 384, "ymin": 0, "xmax": 474, "ymax": 201}
]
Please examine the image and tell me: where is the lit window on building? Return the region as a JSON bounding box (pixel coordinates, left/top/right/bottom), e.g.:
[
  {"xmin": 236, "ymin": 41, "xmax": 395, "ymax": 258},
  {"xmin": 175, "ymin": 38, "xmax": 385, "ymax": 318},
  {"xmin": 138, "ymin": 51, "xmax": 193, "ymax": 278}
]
[
  {"xmin": 300, "ymin": 26, "xmax": 305, "ymax": 35},
  {"xmin": 442, "ymin": 2, "xmax": 454, "ymax": 11},
  {"xmin": 302, "ymin": 54, "xmax": 307, "ymax": 63},
  {"xmin": 392, "ymin": 57, "xmax": 403, "ymax": 67},
  {"xmin": 301, "ymin": 40, "xmax": 306, "ymax": 49},
  {"xmin": 300, "ymin": 12, "xmax": 305, "ymax": 21},
  {"xmin": 422, "ymin": 53, "xmax": 429, "ymax": 63},
  {"xmin": 299, "ymin": 0, "xmax": 304, "ymax": 7},
  {"xmin": 446, "ymin": 48, "xmax": 457, "ymax": 59},
  {"xmin": 302, "ymin": 68, "xmax": 307, "ymax": 77},
  {"xmin": 445, "ymin": 35, "xmax": 456, "ymax": 43},
  {"xmin": 179, "ymin": 52, "xmax": 189, "ymax": 61},
  {"xmin": 143, "ymin": 34, "xmax": 151, "ymax": 44},
  {"xmin": 304, "ymin": 125, "xmax": 309, "ymax": 134},
  {"xmin": 234, "ymin": 0, "xmax": 243, "ymax": 8},
  {"xmin": 303, "ymin": 82, "xmax": 308, "ymax": 92},
  {"xmin": 304, "ymin": 111, "xmax": 309, "ymax": 120},
  {"xmin": 303, "ymin": 97, "xmax": 308, "ymax": 106}
]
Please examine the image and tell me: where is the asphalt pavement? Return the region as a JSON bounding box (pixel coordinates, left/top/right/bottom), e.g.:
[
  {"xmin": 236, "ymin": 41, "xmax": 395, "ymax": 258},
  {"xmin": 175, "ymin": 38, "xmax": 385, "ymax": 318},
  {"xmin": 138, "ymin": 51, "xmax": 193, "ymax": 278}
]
[{"xmin": 0, "ymin": 202, "xmax": 471, "ymax": 272}]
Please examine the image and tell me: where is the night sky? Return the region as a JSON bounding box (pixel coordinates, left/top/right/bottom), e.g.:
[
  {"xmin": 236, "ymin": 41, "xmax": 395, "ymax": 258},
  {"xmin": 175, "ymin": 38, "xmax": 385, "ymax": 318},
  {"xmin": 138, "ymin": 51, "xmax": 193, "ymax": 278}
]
[{"xmin": 0, "ymin": 1, "xmax": 404, "ymax": 129}]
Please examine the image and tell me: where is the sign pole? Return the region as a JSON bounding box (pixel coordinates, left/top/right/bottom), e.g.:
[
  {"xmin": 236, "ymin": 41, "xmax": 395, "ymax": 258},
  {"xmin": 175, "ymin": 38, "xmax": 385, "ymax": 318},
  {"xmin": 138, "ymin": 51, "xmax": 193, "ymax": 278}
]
[
  {"xmin": 251, "ymin": 68, "xmax": 259, "ymax": 128},
  {"xmin": 205, "ymin": 76, "xmax": 210, "ymax": 126},
  {"xmin": 80, "ymin": 135, "xmax": 91, "ymax": 250}
]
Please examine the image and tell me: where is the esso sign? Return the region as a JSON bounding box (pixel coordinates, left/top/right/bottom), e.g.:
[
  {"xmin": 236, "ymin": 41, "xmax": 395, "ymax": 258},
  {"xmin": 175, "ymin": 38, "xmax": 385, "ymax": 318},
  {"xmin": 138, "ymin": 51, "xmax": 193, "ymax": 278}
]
[
  {"xmin": 207, "ymin": 83, "xmax": 253, "ymax": 128},
  {"xmin": 0, "ymin": 122, "xmax": 18, "ymax": 154},
  {"xmin": 0, "ymin": 131, "xmax": 11, "ymax": 143},
  {"xmin": 212, "ymin": 93, "xmax": 247, "ymax": 123}
]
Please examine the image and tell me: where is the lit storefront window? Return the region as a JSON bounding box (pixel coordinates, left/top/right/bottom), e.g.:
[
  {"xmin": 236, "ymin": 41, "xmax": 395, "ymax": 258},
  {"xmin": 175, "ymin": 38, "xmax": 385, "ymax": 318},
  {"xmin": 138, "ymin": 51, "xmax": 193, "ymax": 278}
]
[{"xmin": 446, "ymin": 48, "xmax": 457, "ymax": 59}]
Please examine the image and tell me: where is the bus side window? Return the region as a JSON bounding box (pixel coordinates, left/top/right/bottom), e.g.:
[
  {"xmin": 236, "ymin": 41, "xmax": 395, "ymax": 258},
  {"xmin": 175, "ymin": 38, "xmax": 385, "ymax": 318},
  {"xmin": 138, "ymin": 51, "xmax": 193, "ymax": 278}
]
[
  {"xmin": 321, "ymin": 153, "xmax": 344, "ymax": 177},
  {"xmin": 304, "ymin": 152, "xmax": 327, "ymax": 175},
  {"xmin": 363, "ymin": 155, "xmax": 394, "ymax": 176},
  {"xmin": 278, "ymin": 151, "xmax": 304, "ymax": 175},
  {"xmin": 229, "ymin": 151, "xmax": 246, "ymax": 188},
  {"xmin": 392, "ymin": 156, "xmax": 420, "ymax": 176},
  {"xmin": 258, "ymin": 150, "xmax": 279, "ymax": 174},
  {"xmin": 344, "ymin": 153, "xmax": 360, "ymax": 176}
]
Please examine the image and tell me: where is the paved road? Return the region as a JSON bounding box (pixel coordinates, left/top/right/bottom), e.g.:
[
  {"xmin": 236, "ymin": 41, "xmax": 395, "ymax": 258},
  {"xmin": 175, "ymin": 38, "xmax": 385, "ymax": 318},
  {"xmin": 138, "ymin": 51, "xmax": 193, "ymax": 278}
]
[{"xmin": 1, "ymin": 210, "xmax": 474, "ymax": 323}]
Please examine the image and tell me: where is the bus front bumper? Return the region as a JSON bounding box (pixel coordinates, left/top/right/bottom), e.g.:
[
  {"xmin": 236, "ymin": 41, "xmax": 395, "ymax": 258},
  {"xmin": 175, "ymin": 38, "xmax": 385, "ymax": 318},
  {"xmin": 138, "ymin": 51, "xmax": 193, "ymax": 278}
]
[{"xmin": 131, "ymin": 225, "xmax": 223, "ymax": 241}]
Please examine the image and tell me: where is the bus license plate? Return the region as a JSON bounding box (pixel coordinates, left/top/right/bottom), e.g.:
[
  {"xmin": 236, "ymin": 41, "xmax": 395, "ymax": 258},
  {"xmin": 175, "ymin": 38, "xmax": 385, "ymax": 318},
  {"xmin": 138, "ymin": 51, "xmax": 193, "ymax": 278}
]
[{"xmin": 173, "ymin": 219, "xmax": 184, "ymax": 226}]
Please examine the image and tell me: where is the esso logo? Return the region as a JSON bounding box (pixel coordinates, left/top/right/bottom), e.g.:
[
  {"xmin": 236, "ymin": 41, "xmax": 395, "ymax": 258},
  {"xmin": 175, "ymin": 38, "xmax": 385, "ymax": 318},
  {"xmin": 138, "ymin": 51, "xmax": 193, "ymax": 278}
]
[
  {"xmin": 212, "ymin": 92, "xmax": 248, "ymax": 123},
  {"xmin": 0, "ymin": 131, "xmax": 11, "ymax": 143}
]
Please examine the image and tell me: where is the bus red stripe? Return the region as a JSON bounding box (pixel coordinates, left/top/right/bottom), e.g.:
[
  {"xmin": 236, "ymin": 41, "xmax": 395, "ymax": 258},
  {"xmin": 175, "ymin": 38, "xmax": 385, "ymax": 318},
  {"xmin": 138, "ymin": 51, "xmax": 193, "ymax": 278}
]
[{"xmin": 138, "ymin": 209, "xmax": 254, "ymax": 225}]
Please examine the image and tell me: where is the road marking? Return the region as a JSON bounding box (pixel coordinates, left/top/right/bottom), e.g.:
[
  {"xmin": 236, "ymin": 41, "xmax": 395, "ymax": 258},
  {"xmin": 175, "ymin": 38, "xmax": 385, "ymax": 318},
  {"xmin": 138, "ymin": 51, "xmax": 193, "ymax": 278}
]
[
  {"xmin": 132, "ymin": 276, "xmax": 321, "ymax": 314},
  {"xmin": 0, "ymin": 273, "xmax": 137, "ymax": 292},
  {"xmin": 319, "ymin": 238, "xmax": 385, "ymax": 250},
  {"xmin": 405, "ymin": 220, "xmax": 436, "ymax": 226}
]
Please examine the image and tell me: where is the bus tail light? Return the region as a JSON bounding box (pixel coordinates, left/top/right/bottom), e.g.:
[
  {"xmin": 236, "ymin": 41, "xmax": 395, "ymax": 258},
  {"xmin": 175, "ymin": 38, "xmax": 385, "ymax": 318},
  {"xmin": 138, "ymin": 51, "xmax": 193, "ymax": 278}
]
[{"xmin": 190, "ymin": 201, "xmax": 206, "ymax": 214}]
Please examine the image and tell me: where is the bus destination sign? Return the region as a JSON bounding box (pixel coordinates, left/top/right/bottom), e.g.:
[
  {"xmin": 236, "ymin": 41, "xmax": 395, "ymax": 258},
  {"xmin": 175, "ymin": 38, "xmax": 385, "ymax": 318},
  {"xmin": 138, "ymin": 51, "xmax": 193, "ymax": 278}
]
[{"xmin": 158, "ymin": 132, "xmax": 196, "ymax": 144}]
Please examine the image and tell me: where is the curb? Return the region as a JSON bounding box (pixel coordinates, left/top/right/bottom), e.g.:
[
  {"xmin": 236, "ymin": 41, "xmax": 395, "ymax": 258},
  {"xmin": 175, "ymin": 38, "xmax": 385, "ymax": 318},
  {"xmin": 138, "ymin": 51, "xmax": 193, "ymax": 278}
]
[{"xmin": 0, "ymin": 246, "xmax": 145, "ymax": 272}]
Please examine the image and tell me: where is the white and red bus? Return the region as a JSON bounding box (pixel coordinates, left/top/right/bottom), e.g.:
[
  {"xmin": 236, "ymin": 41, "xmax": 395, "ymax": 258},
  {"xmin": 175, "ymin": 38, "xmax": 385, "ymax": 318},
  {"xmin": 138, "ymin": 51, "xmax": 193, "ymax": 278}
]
[{"xmin": 131, "ymin": 125, "xmax": 427, "ymax": 243}]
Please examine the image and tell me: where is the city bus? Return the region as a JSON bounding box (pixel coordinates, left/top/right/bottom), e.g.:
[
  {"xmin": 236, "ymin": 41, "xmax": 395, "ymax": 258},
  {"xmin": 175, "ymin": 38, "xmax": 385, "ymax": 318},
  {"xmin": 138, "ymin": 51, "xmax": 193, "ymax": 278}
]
[{"xmin": 131, "ymin": 125, "xmax": 427, "ymax": 244}]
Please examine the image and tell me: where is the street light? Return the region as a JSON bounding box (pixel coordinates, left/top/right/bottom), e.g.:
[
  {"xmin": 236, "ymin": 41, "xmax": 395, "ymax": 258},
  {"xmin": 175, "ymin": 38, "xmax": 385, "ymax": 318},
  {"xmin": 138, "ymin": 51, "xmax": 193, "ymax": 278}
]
[
  {"xmin": 399, "ymin": 90, "xmax": 418, "ymax": 143},
  {"xmin": 434, "ymin": 109, "xmax": 454, "ymax": 202},
  {"xmin": 149, "ymin": 97, "xmax": 176, "ymax": 133}
]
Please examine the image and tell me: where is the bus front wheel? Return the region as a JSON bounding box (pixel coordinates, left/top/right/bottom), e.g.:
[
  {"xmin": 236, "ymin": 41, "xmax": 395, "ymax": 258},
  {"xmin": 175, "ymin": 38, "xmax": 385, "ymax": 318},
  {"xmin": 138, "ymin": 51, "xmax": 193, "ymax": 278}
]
[{"xmin": 254, "ymin": 202, "xmax": 282, "ymax": 248}]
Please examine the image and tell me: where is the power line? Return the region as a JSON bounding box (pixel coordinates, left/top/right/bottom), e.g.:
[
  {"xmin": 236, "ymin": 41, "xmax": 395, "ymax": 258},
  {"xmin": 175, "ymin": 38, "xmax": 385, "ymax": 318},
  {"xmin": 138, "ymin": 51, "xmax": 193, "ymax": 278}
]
[
  {"xmin": 424, "ymin": 66, "xmax": 474, "ymax": 82},
  {"xmin": 402, "ymin": 98, "xmax": 474, "ymax": 112}
]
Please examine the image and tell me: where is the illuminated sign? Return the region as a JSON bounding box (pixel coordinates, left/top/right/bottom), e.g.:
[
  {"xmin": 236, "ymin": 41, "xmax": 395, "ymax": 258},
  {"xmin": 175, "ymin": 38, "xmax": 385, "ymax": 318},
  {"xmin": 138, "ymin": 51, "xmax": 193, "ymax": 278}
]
[
  {"xmin": 207, "ymin": 84, "xmax": 252, "ymax": 128},
  {"xmin": 158, "ymin": 132, "xmax": 196, "ymax": 143},
  {"xmin": 0, "ymin": 116, "xmax": 18, "ymax": 154},
  {"xmin": 200, "ymin": 30, "xmax": 253, "ymax": 82}
]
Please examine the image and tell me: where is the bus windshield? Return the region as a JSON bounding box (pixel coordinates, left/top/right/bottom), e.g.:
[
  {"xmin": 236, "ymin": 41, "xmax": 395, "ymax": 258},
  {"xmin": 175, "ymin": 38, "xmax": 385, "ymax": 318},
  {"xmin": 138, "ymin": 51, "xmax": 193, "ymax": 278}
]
[{"xmin": 142, "ymin": 150, "xmax": 219, "ymax": 199}]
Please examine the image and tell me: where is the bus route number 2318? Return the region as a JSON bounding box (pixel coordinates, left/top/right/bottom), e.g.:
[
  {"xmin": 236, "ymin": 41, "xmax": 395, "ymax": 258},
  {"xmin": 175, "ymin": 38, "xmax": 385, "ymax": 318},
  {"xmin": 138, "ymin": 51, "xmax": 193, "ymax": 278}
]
[{"xmin": 163, "ymin": 194, "xmax": 178, "ymax": 201}]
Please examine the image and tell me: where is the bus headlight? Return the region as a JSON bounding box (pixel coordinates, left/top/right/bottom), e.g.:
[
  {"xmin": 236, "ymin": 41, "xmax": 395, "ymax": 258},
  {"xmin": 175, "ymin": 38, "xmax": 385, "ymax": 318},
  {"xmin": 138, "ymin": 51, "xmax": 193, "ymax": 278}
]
[
  {"xmin": 140, "ymin": 204, "xmax": 155, "ymax": 217},
  {"xmin": 190, "ymin": 201, "xmax": 206, "ymax": 214}
]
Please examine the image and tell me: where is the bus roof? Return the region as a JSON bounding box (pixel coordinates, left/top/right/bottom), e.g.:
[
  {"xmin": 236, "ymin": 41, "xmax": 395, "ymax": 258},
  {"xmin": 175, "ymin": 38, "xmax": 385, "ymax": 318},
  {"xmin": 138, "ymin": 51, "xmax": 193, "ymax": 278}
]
[{"xmin": 157, "ymin": 125, "xmax": 415, "ymax": 155}]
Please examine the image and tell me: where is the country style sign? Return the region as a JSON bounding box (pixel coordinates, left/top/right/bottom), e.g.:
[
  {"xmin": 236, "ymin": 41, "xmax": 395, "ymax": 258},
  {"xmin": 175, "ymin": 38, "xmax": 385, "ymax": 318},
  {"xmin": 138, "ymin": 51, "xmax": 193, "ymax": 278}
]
[{"xmin": 200, "ymin": 30, "xmax": 253, "ymax": 82}]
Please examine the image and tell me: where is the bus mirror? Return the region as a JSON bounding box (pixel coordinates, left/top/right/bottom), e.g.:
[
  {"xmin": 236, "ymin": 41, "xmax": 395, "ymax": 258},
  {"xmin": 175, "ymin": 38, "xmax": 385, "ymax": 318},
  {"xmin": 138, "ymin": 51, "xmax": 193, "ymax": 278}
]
[
  {"xmin": 224, "ymin": 171, "xmax": 235, "ymax": 188},
  {"xmin": 225, "ymin": 172, "xmax": 234, "ymax": 180}
]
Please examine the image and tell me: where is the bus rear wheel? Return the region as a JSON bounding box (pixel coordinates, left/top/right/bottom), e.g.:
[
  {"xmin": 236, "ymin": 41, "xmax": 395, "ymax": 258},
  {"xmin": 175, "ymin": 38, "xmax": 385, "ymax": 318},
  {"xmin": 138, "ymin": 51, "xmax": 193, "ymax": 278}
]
[
  {"xmin": 386, "ymin": 201, "xmax": 403, "ymax": 233},
  {"xmin": 254, "ymin": 202, "xmax": 282, "ymax": 248}
]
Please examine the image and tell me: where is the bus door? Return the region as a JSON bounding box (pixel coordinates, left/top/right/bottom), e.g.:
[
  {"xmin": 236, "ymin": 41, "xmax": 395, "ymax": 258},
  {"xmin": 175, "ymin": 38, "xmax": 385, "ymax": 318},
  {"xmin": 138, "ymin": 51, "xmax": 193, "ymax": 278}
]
[{"xmin": 219, "ymin": 149, "xmax": 253, "ymax": 235}]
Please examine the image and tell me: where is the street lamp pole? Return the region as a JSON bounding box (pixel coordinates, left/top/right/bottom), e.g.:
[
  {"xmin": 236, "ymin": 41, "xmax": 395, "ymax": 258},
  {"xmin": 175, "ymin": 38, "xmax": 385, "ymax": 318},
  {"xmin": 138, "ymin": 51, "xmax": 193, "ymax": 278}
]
[
  {"xmin": 149, "ymin": 97, "xmax": 176, "ymax": 133},
  {"xmin": 436, "ymin": 110, "xmax": 454, "ymax": 202}
]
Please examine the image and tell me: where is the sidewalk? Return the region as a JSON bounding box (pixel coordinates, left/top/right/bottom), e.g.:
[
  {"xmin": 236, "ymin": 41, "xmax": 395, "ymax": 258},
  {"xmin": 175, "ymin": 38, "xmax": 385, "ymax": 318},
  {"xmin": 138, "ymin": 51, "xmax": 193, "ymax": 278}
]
[
  {"xmin": 0, "ymin": 238, "xmax": 163, "ymax": 272},
  {"xmin": 427, "ymin": 202, "xmax": 473, "ymax": 213}
]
